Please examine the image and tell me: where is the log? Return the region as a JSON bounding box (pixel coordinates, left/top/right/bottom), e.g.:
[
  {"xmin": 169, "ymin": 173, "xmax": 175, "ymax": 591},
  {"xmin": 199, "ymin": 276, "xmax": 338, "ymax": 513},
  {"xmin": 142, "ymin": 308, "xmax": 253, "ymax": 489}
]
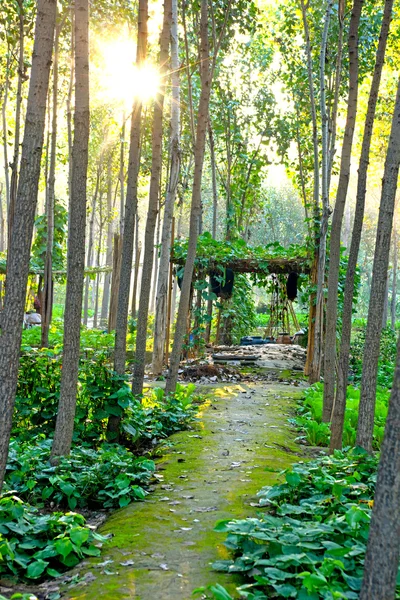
[{"xmin": 171, "ymin": 255, "xmax": 311, "ymax": 275}]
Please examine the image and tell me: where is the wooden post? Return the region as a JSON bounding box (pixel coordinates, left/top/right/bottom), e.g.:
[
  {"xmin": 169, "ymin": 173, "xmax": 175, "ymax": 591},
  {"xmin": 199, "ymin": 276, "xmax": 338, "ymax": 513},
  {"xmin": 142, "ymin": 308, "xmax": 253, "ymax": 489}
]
[
  {"xmin": 215, "ymin": 306, "xmax": 222, "ymax": 345},
  {"xmin": 165, "ymin": 217, "xmax": 175, "ymax": 365}
]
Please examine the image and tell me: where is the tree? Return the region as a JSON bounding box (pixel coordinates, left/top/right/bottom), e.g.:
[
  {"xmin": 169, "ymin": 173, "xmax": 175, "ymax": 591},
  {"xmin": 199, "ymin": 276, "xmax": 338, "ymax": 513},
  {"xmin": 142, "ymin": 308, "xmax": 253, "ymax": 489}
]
[
  {"xmin": 152, "ymin": 0, "xmax": 181, "ymax": 376},
  {"xmin": 322, "ymin": 0, "xmax": 363, "ymax": 422},
  {"xmin": 330, "ymin": 0, "xmax": 395, "ymax": 451},
  {"xmin": 165, "ymin": 0, "xmax": 232, "ymax": 394},
  {"xmin": 112, "ymin": 0, "xmax": 148, "ymax": 394},
  {"xmin": 0, "ymin": 0, "xmax": 57, "ymax": 490},
  {"xmin": 51, "ymin": 0, "xmax": 90, "ymax": 459},
  {"xmin": 359, "ymin": 333, "xmax": 400, "ymax": 600},
  {"xmin": 356, "ymin": 77, "xmax": 400, "ymax": 452},
  {"xmin": 132, "ymin": 0, "xmax": 173, "ymax": 396}
]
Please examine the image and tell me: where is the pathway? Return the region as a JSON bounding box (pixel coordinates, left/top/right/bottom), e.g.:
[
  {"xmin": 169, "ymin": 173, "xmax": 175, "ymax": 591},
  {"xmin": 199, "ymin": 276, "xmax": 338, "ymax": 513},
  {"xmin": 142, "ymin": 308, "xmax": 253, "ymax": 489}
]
[{"xmin": 64, "ymin": 381, "xmax": 305, "ymax": 600}]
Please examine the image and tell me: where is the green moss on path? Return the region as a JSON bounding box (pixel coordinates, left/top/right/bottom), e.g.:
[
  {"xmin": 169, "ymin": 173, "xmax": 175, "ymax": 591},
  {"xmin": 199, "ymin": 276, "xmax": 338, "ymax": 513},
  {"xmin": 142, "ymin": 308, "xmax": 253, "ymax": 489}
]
[{"xmin": 64, "ymin": 382, "xmax": 305, "ymax": 600}]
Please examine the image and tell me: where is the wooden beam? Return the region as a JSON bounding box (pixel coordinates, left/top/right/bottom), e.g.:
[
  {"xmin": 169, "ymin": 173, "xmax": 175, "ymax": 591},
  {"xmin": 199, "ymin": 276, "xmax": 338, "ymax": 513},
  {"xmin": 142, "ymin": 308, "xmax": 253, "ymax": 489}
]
[{"xmin": 171, "ymin": 256, "xmax": 311, "ymax": 275}]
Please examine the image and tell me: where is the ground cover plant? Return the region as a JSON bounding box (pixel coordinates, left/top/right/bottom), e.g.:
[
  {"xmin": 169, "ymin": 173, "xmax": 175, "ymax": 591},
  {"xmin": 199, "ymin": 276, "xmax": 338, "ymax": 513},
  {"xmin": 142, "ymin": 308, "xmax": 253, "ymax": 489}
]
[
  {"xmin": 294, "ymin": 383, "xmax": 389, "ymax": 450},
  {"xmin": 197, "ymin": 449, "xmax": 400, "ymax": 600}
]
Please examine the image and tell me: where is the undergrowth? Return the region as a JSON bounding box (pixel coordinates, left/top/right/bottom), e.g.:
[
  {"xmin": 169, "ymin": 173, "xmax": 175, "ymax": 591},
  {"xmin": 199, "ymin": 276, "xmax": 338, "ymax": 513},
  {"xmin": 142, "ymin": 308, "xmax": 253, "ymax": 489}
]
[{"xmin": 197, "ymin": 449, "xmax": 400, "ymax": 600}]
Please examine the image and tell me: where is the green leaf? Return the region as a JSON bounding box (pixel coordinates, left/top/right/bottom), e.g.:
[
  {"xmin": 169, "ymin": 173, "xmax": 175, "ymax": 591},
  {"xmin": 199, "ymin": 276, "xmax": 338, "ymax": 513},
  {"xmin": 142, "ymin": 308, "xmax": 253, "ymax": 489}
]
[
  {"xmin": 54, "ymin": 538, "xmax": 73, "ymax": 559},
  {"xmin": 26, "ymin": 559, "xmax": 48, "ymax": 579},
  {"xmin": 69, "ymin": 528, "xmax": 90, "ymax": 547}
]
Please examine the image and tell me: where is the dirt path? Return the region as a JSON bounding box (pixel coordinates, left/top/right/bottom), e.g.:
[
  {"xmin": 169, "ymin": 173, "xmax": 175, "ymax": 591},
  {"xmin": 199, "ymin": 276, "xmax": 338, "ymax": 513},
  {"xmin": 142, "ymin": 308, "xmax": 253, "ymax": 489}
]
[{"xmin": 64, "ymin": 382, "xmax": 305, "ymax": 600}]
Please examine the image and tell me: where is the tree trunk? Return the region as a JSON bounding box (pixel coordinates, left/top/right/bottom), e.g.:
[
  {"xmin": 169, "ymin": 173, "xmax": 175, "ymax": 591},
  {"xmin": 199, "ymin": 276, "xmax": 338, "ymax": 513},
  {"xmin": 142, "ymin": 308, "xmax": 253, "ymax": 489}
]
[
  {"xmin": 356, "ymin": 78, "xmax": 400, "ymax": 453},
  {"xmin": 132, "ymin": 0, "xmax": 172, "ymax": 396},
  {"xmin": 209, "ymin": 120, "xmax": 218, "ymax": 239},
  {"xmin": 308, "ymin": 0, "xmax": 333, "ymax": 384},
  {"xmin": 331, "ymin": 0, "xmax": 394, "ymax": 451},
  {"xmin": 323, "ymin": 0, "xmax": 363, "ymax": 422},
  {"xmin": 165, "ymin": 0, "xmax": 214, "ymax": 394},
  {"xmin": 100, "ymin": 155, "xmax": 113, "ymax": 327},
  {"xmin": 391, "ymin": 223, "xmax": 398, "ymax": 329},
  {"xmin": 152, "ymin": 0, "xmax": 181, "ymax": 375},
  {"xmin": 51, "ymin": 0, "xmax": 90, "ymax": 460},
  {"xmin": 83, "ymin": 166, "xmax": 100, "ymax": 326},
  {"xmin": 42, "ymin": 16, "xmax": 63, "ymax": 348},
  {"xmin": 131, "ymin": 216, "xmax": 141, "ymax": 318},
  {"xmin": 8, "ymin": 0, "xmax": 26, "ymax": 256},
  {"xmin": 0, "ymin": 0, "xmax": 57, "ymax": 490},
  {"xmin": 113, "ymin": 0, "xmax": 147, "ymax": 380},
  {"xmin": 66, "ymin": 7, "xmax": 74, "ymax": 198},
  {"xmin": 359, "ymin": 334, "xmax": 400, "ymax": 600},
  {"xmin": 108, "ymin": 233, "xmax": 122, "ymax": 332},
  {"xmin": 2, "ymin": 51, "xmax": 11, "ymax": 217},
  {"xmin": 93, "ymin": 204, "xmax": 103, "ymax": 329},
  {"xmin": 382, "ymin": 270, "xmax": 389, "ymax": 329},
  {"xmin": 150, "ymin": 204, "xmax": 161, "ymax": 314},
  {"xmin": 119, "ymin": 112, "xmax": 125, "ymax": 235}
]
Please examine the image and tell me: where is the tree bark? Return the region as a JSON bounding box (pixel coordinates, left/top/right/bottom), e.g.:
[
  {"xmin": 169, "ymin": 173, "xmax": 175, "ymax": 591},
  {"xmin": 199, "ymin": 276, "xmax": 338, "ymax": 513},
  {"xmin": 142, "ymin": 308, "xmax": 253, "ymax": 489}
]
[
  {"xmin": 323, "ymin": 0, "xmax": 363, "ymax": 422},
  {"xmin": 83, "ymin": 165, "xmax": 100, "ymax": 326},
  {"xmin": 8, "ymin": 0, "xmax": 26, "ymax": 256},
  {"xmin": 100, "ymin": 155, "xmax": 113, "ymax": 327},
  {"xmin": 308, "ymin": 0, "xmax": 333, "ymax": 384},
  {"xmin": 0, "ymin": 0, "xmax": 56, "ymax": 490},
  {"xmin": 356, "ymin": 77, "xmax": 400, "ymax": 453},
  {"xmin": 42, "ymin": 15, "xmax": 64, "ymax": 348},
  {"xmin": 2, "ymin": 51, "xmax": 11, "ymax": 217},
  {"xmin": 132, "ymin": 0, "xmax": 173, "ymax": 396},
  {"xmin": 391, "ymin": 222, "xmax": 398, "ymax": 330},
  {"xmin": 165, "ymin": 0, "xmax": 214, "ymax": 394},
  {"xmin": 152, "ymin": 0, "xmax": 181, "ymax": 375},
  {"xmin": 113, "ymin": 0, "xmax": 148, "ymax": 379},
  {"xmin": 209, "ymin": 120, "xmax": 218, "ymax": 239},
  {"xmin": 51, "ymin": 0, "xmax": 90, "ymax": 459},
  {"xmin": 359, "ymin": 334, "xmax": 400, "ymax": 600},
  {"xmin": 331, "ymin": 0, "xmax": 395, "ymax": 451}
]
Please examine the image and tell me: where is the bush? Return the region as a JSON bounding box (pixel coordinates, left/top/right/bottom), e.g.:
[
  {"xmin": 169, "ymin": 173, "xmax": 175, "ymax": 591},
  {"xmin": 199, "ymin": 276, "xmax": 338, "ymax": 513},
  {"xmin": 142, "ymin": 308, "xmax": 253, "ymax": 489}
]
[
  {"xmin": 295, "ymin": 383, "xmax": 389, "ymax": 450},
  {"xmin": 0, "ymin": 495, "xmax": 106, "ymax": 582},
  {"xmin": 198, "ymin": 450, "xmax": 398, "ymax": 600},
  {"xmin": 350, "ymin": 326, "xmax": 397, "ymax": 388}
]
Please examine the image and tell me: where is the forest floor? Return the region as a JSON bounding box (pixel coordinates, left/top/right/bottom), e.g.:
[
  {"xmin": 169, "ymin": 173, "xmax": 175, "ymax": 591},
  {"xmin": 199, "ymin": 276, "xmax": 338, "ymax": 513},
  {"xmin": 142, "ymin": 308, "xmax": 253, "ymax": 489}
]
[{"xmin": 57, "ymin": 374, "xmax": 309, "ymax": 600}]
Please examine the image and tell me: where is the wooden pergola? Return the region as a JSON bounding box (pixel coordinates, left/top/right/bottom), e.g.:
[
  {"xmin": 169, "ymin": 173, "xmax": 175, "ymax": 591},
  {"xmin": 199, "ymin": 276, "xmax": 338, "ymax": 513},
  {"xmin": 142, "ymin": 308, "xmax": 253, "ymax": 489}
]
[{"xmin": 171, "ymin": 256, "xmax": 311, "ymax": 275}]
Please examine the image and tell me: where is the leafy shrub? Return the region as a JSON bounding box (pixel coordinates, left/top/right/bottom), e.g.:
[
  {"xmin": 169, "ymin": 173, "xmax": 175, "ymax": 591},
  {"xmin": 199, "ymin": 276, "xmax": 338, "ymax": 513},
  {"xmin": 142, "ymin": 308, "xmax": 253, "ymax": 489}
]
[
  {"xmin": 295, "ymin": 383, "xmax": 389, "ymax": 450},
  {"xmin": 5, "ymin": 439, "xmax": 156, "ymax": 510},
  {"xmin": 201, "ymin": 450, "xmax": 399, "ymax": 600},
  {"xmin": 0, "ymin": 495, "xmax": 106, "ymax": 582},
  {"xmin": 350, "ymin": 326, "xmax": 397, "ymax": 388}
]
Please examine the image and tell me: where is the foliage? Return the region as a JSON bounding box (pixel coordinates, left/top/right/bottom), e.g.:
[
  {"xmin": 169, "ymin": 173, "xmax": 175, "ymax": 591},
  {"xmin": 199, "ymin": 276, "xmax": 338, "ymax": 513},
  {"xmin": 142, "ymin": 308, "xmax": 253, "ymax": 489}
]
[
  {"xmin": 295, "ymin": 384, "xmax": 389, "ymax": 450},
  {"xmin": 14, "ymin": 348, "xmax": 198, "ymax": 445},
  {"xmin": 0, "ymin": 494, "xmax": 106, "ymax": 582},
  {"xmin": 30, "ymin": 202, "xmax": 68, "ymax": 277},
  {"xmin": 350, "ymin": 326, "xmax": 397, "ymax": 388},
  {"xmin": 219, "ymin": 274, "xmax": 257, "ymax": 345},
  {"xmin": 4, "ymin": 439, "xmax": 155, "ymax": 510},
  {"xmin": 202, "ymin": 450, "xmax": 400, "ymax": 600}
]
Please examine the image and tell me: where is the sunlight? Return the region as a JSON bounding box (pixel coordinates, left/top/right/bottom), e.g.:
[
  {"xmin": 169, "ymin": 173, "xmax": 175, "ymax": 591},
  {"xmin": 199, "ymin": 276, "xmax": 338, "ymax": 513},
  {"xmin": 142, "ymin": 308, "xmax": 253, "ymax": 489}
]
[{"xmin": 96, "ymin": 38, "xmax": 160, "ymax": 108}]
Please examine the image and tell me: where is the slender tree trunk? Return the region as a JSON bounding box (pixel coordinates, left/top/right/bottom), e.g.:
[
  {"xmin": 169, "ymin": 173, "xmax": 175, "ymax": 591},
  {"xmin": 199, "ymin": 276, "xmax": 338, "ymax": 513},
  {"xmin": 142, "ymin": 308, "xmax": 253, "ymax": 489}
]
[
  {"xmin": 209, "ymin": 120, "xmax": 218, "ymax": 239},
  {"xmin": 132, "ymin": 0, "xmax": 173, "ymax": 396},
  {"xmin": 66, "ymin": 7, "xmax": 74, "ymax": 198},
  {"xmin": 8, "ymin": 0, "xmax": 26, "ymax": 256},
  {"xmin": 331, "ymin": 0, "xmax": 394, "ymax": 451},
  {"xmin": 323, "ymin": 0, "xmax": 363, "ymax": 422},
  {"xmin": 152, "ymin": 0, "xmax": 181, "ymax": 375},
  {"xmin": 359, "ymin": 334, "xmax": 400, "ymax": 600},
  {"xmin": 108, "ymin": 234, "xmax": 122, "ymax": 332},
  {"xmin": 42, "ymin": 16, "xmax": 63, "ymax": 348},
  {"xmin": 93, "ymin": 207, "xmax": 103, "ymax": 329},
  {"xmin": 391, "ymin": 224, "xmax": 398, "ymax": 329},
  {"xmin": 300, "ymin": 0, "xmax": 321, "ymax": 379},
  {"xmin": 131, "ymin": 216, "xmax": 141, "ymax": 318},
  {"xmin": 113, "ymin": 0, "xmax": 147, "ymax": 381},
  {"xmin": 309, "ymin": 0, "xmax": 333, "ymax": 383},
  {"xmin": 83, "ymin": 166, "xmax": 100, "ymax": 326},
  {"xmin": 150, "ymin": 205, "xmax": 161, "ymax": 314},
  {"xmin": 100, "ymin": 156, "xmax": 113, "ymax": 327},
  {"xmin": 2, "ymin": 51, "xmax": 11, "ymax": 217},
  {"xmin": 356, "ymin": 78, "xmax": 400, "ymax": 453},
  {"xmin": 382, "ymin": 270, "xmax": 389, "ymax": 329},
  {"xmin": 51, "ymin": 0, "xmax": 90, "ymax": 459},
  {"xmin": 165, "ymin": 0, "xmax": 213, "ymax": 394},
  {"xmin": 119, "ymin": 112, "xmax": 125, "ymax": 235},
  {"xmin": 0, "ymin": 0, "xmax": 56, "ymax": 490}
]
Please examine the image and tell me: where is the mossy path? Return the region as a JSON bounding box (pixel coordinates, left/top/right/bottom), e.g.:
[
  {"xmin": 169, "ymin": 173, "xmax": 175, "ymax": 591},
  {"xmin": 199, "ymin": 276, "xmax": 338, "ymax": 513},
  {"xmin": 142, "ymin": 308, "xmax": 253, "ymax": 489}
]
[{"xmin": 65, "ymin": 382, "xmax": 305, "ymax": 600}]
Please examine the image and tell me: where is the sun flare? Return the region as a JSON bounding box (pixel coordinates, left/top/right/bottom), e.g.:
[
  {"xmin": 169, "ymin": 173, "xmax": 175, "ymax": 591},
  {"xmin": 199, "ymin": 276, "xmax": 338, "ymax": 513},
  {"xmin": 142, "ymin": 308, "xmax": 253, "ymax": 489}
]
[{"xmin": 95, "ymin": 38, "xmax": 160, "ymax": 108}]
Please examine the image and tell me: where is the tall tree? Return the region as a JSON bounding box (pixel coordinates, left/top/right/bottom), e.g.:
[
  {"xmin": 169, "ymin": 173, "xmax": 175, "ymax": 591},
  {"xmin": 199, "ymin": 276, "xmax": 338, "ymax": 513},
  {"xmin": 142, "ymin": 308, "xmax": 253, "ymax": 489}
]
[
  {"xmin": 322, "ymin": 0, "xmax": 363, "ymax": 422},
  {"xmin": 132, "ymin": 0, "xmax": 173, "ymax": 395},
  {"xmin": 330, "ymin": 0, "xmax": 394, "ymax": 451},
  {"xmin": 165, "ymin": 0, "xmax": 232, "ymax": 393},
  {"xmin": 359, "ymin": 334, "xmax": 400, "ymax": 600},
  {"xmin": 356, "ymin": 77, "xmax": 400, "ymax": 452},
  {"xmin": 51, "ymin": 0, "xmax": 90, "ymax": 459},
  {"xmin": 112, "ymin": 0, "xmax": 148, "ymax": 392},
  {"xmin": 152, "ymin": 0, "xmax": 181, "ymax": 376},
  {"xmin": 0, "ymin": 0, "xmax": 57, "ymax": 490}
]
